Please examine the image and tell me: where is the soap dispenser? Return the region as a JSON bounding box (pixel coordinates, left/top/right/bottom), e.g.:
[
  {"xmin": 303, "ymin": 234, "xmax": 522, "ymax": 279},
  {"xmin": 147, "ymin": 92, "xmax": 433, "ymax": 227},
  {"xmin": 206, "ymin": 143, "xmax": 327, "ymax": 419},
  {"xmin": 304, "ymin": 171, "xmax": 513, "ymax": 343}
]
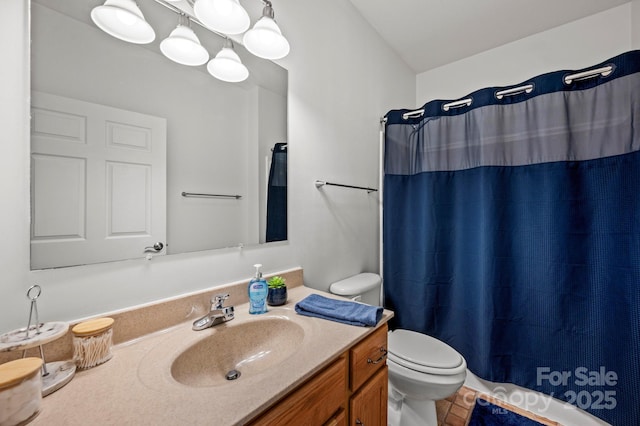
[{"xmin": 248, "ymin": 264, "xmax": 268, "ymax": 314}]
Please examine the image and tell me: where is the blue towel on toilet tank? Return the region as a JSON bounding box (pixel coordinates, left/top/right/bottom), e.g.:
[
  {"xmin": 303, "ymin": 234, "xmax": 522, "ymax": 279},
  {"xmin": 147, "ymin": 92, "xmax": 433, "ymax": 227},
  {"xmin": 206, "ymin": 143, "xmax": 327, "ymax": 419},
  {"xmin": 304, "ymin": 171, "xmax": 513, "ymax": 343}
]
[{"xmin": 294, "ymin": 294, "xmax": 383, "ymax": 327}]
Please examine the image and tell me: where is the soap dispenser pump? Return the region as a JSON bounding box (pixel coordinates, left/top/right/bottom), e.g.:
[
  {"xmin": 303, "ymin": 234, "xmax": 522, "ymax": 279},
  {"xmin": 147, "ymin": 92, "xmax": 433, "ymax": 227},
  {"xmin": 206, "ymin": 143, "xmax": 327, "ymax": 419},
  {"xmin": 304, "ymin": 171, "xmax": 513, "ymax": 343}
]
[{"xmin": 248, "ymin": 264, "xmax": 268, "ymax": 314}]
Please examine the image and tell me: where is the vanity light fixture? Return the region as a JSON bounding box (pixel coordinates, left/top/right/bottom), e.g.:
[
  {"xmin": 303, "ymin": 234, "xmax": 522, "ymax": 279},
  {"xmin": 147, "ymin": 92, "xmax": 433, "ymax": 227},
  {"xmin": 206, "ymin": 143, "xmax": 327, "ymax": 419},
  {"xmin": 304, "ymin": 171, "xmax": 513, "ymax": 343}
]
[
  {"xmin": 160, "ymin": 14, "xmax": 209, "ymax": 66},
  {"xmin": 90, "ymin": 0, "xmax": 156, "ymax": 44},
  {"xmin": 193, "ymin": 0, "xmax": 251, "ymax": 35},
  {"xmin": 243, "ymin": 0, "xmax": 289, "ymax": 60},
  {"xmin": 207, "ymin": 39, "xmax": 249, "ymax": 82},
  {"xmin": 91, "ymin": 0, "xmax": 289, "ymax": 83}
]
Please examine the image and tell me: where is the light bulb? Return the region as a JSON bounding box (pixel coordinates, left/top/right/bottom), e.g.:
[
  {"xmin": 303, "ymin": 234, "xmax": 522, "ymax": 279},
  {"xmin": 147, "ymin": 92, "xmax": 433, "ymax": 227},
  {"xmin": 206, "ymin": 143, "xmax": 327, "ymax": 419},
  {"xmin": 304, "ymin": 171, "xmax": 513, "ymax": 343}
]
[
  {"xmin": 160, "ymin": 24, "xmax": 209, "ymax": 66},
  {"xmin": 207, "ymin": 41, "xmax": 249, "ymax": 83},
  {"xmin": 90, "ymin": 0, "xmax": 155, "ymax": 44},
  {"xmin": 243, "ymin": 3, "xmax": 289, "ymax": 60},
  {"xmin": 193, "ymin": 0, "xmax": 250, "ymax": 35},
  {"xmin": 115, "ymin": 8, "xmax": 138, "ymax": 26},
  {"xmin": 212, "ymin": 0, "xmax": 233, "ymax": 16}
]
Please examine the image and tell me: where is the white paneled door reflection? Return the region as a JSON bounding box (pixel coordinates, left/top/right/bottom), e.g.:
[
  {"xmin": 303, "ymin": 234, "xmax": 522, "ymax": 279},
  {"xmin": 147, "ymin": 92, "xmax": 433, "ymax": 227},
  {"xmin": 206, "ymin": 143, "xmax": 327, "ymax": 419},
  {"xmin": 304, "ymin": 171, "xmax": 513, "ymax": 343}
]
[{"xmin": 31, "ymin": 92, "xmax": 166, "ymax": 269}]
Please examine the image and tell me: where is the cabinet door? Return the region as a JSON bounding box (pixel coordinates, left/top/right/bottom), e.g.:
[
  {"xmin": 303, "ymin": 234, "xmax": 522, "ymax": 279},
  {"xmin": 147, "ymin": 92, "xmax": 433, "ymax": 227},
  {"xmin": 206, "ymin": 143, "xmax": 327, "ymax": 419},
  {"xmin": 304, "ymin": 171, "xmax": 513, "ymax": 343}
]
[
  {"xmin": 350, "ymin": 324, "xmax": 388, "ymax": 391},
  {"xmin": 324, "ymin": 408, "xmax": 347, "ymax": 426},
  {"xmin": 350, "ymin": 367, "xmax": 388, "ymax": 426},
  {"xmin": 249, "ymin": 355, "xmax": 347, "ymax": 426}
]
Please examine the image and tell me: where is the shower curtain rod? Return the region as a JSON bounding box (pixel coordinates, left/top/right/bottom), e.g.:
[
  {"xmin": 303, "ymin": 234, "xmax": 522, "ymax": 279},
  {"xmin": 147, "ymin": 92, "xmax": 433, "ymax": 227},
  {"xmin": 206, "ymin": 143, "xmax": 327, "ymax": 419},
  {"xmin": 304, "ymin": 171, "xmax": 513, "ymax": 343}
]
[
  {"xmin": 399, "ymin": 64, "xmax": 614, "ymax": 120},
  {"xmin": 564, "ymin": 65, "xmax": 613, "ymax": 84},
  {"xmin": 495, "ymin": 84, "xmax": 534, "ymax": 99},
  {"xmin": 400, "ymin": 98, "xmax": 472, "ymax": 119},
  {"xmin": 315, "ymin": 180, "xmax": 378, "ymax": 193}
]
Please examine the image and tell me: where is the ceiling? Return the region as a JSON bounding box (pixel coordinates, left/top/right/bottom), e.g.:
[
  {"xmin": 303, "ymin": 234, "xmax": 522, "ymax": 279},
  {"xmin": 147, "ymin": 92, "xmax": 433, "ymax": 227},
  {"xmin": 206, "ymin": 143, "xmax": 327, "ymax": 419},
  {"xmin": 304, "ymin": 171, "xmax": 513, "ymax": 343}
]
[{"xmin": 347, "ymin": 0, "xmax": 630, "ymax": 74}]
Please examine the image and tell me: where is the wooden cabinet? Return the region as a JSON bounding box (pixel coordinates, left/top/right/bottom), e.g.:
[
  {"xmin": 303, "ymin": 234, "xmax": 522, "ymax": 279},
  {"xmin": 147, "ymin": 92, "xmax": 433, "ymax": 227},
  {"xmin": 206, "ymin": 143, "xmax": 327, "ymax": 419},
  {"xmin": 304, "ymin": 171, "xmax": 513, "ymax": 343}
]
[
  {"xmin": 324, "ymin": 408, "xmax": 347, "ymax": 426},
  {"xmin": 248, "ymin": 355, "xmax": 347, "ymax": 426},
  {"xmin": 349, "ymin": 324, "xmax": 388, "ymax": 391},
  {"xmin": 350, "ymin": 368, "xmax": 388, "ymax": 426},
  {"xmin": 348, "ymin": 324, "xmax": 388, "ymax": 426},
  {"xmin": 248, "ymin": 323, "xmax": 388, "ymax": 426}
]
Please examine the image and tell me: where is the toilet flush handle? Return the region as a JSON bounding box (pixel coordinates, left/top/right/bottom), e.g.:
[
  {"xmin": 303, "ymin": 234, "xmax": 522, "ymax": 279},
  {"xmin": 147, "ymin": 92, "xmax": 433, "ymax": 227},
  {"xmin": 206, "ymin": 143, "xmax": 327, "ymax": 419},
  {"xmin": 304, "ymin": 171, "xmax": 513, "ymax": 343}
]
[{"xmin": 367, "ymin": 347, "xmax": 388, "ymax": 365}]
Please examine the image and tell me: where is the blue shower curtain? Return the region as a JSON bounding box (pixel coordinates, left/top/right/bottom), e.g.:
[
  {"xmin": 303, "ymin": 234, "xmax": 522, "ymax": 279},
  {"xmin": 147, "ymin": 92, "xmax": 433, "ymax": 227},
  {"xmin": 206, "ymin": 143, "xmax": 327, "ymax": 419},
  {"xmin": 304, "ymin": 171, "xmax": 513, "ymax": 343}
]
[
  {"xmin": 383, "ymin": 50, "xmax": 640, "ymax": 426},
  {"xmin": 266, "ymin": 142, "xmax": 287, "ymax": 242}
]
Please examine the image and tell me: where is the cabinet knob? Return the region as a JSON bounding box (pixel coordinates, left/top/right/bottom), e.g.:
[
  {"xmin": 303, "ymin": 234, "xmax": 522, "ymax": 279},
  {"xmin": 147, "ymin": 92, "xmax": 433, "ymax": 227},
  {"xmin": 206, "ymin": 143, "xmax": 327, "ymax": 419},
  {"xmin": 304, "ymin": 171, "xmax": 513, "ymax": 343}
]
[
  {"xmin": 355, "ymin": 420, "xmax": 364, "ymax": 425},
  {"xmin": 367, "ymin": 347, "xmax": 387, "ymax": 365}
]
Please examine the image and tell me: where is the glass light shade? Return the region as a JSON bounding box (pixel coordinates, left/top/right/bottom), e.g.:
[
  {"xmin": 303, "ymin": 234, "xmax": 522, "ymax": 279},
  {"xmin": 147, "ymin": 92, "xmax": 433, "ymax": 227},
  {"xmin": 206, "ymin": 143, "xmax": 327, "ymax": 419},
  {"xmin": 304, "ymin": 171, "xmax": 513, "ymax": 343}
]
[
  {"xmin": 243, "ymin": 16, "xmax": 290, "ymax": 60},
  {"xmin": 160, "ymin": 25, "xmax": 209, "ymax": 66},
  {"xmin": 90, "ymin": 0, "xmax": 155, "ymax": 44},
  {"xmin": 207, "ymin": 46, "xmax": 249, "ymax": 83},
  {"xmin": 193, "ymin": 0, "xmax": 250, "ymax": 35}
]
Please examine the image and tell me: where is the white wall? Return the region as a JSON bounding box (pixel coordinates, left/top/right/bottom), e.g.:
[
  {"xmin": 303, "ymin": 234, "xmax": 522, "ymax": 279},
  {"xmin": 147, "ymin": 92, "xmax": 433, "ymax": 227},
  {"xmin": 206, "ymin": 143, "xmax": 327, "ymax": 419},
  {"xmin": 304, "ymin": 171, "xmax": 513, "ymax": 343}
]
[
  {"xmin": 0, "ymin": 0, "xmax": 414, "ymax": 333},
  {"xmin": 416, "ymin": 4, "xmax": 634, "ymax": 104},
  {"xmin": 0, "ymin": 0, "xmax": 31, "ymax": 334},
  {"xmin": 634, "ymin": 0, "xmax": 640, "ymax": 47}
]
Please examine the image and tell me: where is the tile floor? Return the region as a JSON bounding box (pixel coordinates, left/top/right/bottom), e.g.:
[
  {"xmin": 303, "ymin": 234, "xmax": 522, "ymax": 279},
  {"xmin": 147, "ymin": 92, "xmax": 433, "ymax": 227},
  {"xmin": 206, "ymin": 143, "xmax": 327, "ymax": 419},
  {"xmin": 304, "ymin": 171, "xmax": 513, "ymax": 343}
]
[{"xmin": 435, "ymin": 386, "xmax": 561, "ymax": 426}]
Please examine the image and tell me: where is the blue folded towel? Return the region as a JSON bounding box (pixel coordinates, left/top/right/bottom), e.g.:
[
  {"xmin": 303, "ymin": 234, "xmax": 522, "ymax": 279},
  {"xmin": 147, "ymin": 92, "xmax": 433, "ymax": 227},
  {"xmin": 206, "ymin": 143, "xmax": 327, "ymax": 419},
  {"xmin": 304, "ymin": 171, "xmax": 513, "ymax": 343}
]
[{"xmin": 294, "ymin": 294, "xmax": 383, "ymax": 327}]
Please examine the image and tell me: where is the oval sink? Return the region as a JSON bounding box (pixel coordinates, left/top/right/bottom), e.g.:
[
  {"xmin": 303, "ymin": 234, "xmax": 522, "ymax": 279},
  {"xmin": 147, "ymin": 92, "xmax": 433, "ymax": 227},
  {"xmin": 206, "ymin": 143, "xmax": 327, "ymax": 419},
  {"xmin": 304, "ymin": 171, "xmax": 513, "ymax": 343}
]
[{"xmin": 171, "ymin": 317, "xmax": 304, "ymax": 387}]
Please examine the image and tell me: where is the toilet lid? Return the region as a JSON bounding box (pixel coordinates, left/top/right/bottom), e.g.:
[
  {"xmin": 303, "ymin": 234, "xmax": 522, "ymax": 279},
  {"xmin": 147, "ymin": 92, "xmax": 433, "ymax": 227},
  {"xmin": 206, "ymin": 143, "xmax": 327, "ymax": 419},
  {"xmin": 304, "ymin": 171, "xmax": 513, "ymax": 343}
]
[{"xmin": 388, "ymin": 329, "xmax": 463, "ymax": 370}]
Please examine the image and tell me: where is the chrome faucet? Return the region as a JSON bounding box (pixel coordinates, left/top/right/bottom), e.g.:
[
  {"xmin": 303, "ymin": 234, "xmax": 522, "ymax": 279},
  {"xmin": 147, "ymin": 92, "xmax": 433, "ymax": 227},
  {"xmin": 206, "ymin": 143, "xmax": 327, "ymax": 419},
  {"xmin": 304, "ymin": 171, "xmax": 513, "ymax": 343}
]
[{"xmin": 192, "ymin": 294, "xmax": 235, "ymax": 331}]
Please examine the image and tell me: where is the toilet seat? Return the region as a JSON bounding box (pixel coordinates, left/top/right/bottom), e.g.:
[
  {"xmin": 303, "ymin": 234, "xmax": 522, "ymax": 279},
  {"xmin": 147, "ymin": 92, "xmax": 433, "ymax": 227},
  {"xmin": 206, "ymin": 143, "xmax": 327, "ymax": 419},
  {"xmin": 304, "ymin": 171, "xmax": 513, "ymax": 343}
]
[{"xmin": 388, "ymin": 329, "xmax": 466, "ymax": 376}]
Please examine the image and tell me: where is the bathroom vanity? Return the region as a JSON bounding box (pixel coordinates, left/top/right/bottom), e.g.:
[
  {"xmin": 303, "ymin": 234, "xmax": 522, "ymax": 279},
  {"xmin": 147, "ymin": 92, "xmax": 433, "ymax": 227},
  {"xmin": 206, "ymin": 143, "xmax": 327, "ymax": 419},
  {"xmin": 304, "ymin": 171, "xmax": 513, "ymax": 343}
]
[
  {"xmin": 17, "ymin": 269, "xmax": 392, "ymax": 425},
  {"xmin": 249, "ymin": 323, "xmax": 388, "ymax": 426}
]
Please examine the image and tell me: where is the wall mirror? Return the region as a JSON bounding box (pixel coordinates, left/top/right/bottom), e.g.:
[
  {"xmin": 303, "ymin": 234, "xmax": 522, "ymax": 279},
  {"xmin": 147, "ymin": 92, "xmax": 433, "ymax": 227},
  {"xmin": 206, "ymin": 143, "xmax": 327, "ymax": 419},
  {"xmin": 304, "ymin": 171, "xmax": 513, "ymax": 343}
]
[{"xmin": 30, "ymin": 0, "xmax": 288, "ymax": 270}]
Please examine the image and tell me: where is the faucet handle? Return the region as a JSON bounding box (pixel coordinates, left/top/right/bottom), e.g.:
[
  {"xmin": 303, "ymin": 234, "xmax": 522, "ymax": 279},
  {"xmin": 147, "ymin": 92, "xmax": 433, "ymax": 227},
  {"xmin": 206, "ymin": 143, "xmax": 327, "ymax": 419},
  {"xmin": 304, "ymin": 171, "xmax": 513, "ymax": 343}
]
[{"xmin": 211, "ymin": 293, "xmax": 230, "ymax": 309}]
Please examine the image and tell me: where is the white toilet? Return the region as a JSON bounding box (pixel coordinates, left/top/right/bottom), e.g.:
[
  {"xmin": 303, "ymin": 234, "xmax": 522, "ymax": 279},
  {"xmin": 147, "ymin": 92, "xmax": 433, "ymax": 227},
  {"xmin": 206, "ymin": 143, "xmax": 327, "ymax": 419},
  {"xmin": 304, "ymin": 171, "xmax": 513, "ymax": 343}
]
[{"xmin": 330, "ymin": 273, "xmax": 467, "ymax": 426}]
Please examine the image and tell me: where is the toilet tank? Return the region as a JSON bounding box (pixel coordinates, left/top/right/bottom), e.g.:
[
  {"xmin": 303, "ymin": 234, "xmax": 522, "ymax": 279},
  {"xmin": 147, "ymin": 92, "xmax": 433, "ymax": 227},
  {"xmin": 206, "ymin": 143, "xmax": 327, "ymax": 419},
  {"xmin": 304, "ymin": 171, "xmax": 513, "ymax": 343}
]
[{"xmin": 329, "ymin": 273, "xmax": 382, "ymax": 306}]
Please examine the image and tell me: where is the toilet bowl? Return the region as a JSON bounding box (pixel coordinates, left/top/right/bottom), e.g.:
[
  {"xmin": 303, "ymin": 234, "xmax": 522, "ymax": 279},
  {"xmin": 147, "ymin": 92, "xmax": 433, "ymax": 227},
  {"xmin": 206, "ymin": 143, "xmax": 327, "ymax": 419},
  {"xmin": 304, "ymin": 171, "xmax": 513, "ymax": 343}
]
[
  {"xmin": 328, "ymin": 273, "xmax": 467, "ymax": 426},
  {"xmin": 387, "ymin": 329, "xmax": 467, "ymax": 426}
]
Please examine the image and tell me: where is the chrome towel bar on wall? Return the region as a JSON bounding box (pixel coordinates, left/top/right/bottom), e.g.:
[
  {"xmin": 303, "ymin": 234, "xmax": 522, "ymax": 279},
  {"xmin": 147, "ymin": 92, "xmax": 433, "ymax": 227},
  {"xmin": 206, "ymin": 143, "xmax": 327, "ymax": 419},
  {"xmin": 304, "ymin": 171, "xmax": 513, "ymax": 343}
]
[
  {"xmin": 181, "ymin": 192, "xmax": 242, "ymax": 199},
  {"xmin": 314, "ymin": 180, "xmax": 378, "ymax": 193}
]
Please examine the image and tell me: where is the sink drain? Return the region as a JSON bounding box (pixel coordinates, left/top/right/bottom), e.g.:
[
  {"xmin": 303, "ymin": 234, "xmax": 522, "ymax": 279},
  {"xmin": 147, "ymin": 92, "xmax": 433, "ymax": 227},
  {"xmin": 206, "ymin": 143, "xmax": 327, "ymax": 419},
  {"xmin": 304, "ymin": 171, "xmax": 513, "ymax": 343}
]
[{"xmin": 225, "ymin": 369, "xmax": 241, "ymax": 381}]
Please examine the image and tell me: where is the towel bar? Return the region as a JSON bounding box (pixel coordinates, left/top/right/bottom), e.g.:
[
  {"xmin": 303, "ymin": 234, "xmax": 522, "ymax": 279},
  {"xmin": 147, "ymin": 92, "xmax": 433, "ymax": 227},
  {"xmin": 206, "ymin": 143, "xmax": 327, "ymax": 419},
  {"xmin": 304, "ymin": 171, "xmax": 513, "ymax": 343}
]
[{"xmin": 181, "ymin": 192, "xmax": 242, "ymax": 199}]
